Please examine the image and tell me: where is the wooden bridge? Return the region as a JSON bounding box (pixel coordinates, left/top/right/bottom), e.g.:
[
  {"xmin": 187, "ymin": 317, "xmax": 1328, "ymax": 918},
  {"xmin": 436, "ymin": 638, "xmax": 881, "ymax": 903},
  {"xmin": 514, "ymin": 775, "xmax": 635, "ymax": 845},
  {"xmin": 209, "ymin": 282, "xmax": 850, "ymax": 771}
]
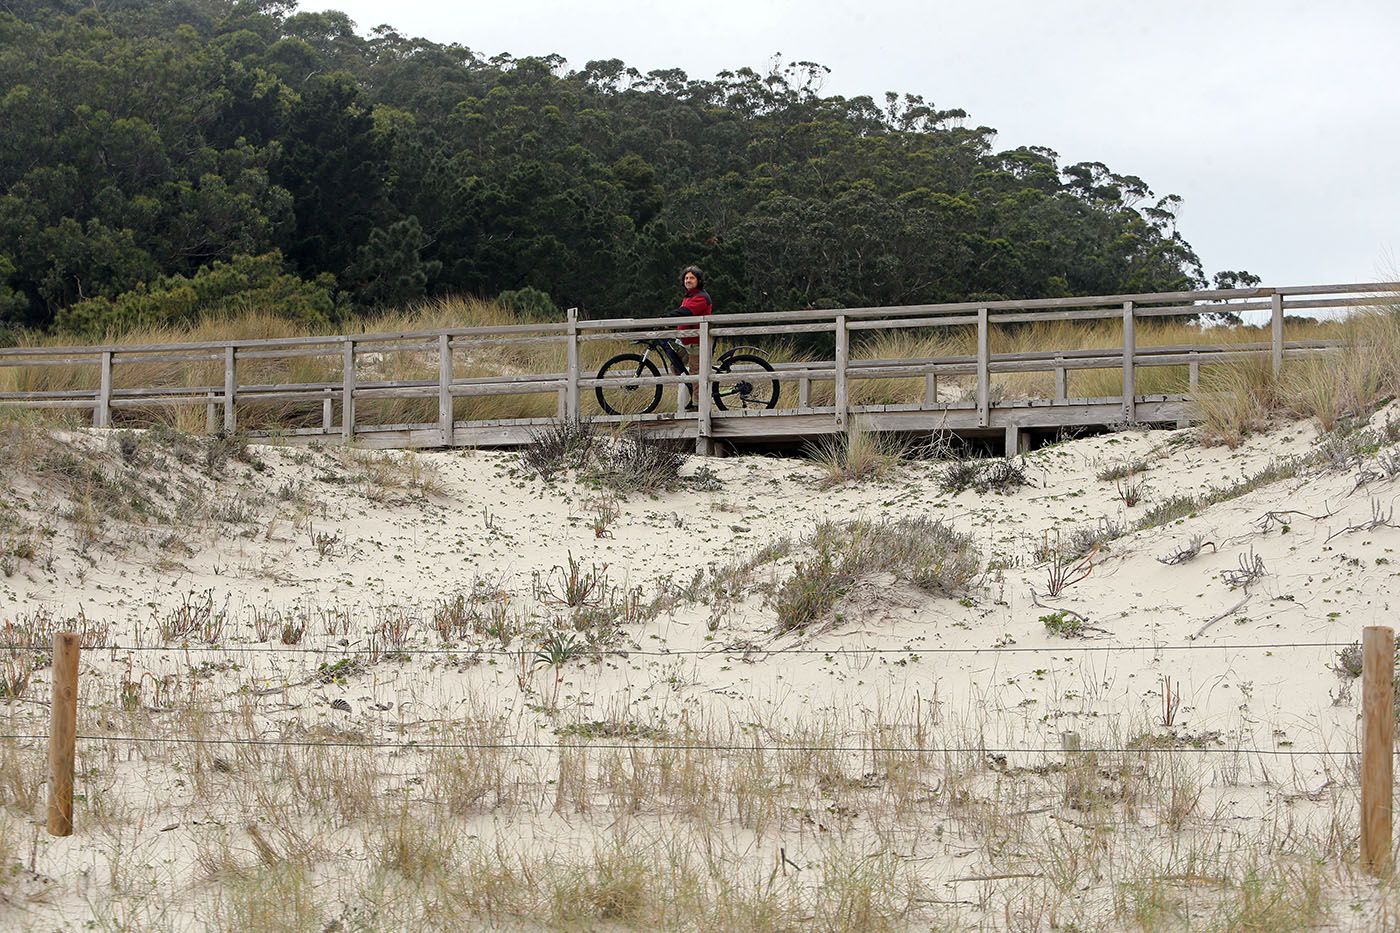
[{"xmin": 0, "ymin": 282, "xmax": 1392, "ymax": 455}]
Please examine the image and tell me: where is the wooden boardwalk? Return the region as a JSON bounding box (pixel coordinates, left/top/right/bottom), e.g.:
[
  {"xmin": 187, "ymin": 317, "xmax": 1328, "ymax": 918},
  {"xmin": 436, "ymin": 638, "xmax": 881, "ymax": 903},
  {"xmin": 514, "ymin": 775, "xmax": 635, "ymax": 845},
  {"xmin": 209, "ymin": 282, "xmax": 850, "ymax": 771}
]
[{"xmin": 0, "ymin": 282, "xmax": 1391, "ymax": 455}]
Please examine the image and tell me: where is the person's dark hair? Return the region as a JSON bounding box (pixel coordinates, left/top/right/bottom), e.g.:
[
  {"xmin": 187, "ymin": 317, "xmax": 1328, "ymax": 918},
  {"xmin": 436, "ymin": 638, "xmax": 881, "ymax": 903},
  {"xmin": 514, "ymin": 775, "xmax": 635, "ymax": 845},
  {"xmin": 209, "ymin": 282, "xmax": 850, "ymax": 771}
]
[{"xmin": 679, "ymin": 265, "xmax": 705, "ymax": 289}]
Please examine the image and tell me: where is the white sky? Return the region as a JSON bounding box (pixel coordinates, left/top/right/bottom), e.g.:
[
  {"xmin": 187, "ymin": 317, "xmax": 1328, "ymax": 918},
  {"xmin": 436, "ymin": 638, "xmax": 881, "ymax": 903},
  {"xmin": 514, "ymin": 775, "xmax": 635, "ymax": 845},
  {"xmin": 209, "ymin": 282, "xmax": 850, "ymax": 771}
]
[{"xmin": 302, "ymin": 0, "xmax": 1400, "ymax": 289}]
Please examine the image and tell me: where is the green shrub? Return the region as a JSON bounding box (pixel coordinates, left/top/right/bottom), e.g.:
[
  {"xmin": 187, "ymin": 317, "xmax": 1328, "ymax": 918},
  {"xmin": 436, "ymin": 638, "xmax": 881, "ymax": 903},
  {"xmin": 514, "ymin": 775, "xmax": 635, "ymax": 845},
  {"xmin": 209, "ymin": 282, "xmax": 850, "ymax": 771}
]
[
  {"xmin": 54, "ymin": 252, "xmax": 341, "ymax": 338},
  {"xmin": 496, "ymin": 286, "xmax": 560, "ymax": 320}
]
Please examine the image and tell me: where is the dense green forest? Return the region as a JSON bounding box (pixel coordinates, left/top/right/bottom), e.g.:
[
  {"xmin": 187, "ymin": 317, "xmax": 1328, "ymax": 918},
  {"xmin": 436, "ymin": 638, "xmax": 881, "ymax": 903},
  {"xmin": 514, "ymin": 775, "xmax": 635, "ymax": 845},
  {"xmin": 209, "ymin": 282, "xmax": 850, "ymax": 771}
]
[{"xmin": 0, "ymin": 0, "xmax": 1246, "ymax": 337}]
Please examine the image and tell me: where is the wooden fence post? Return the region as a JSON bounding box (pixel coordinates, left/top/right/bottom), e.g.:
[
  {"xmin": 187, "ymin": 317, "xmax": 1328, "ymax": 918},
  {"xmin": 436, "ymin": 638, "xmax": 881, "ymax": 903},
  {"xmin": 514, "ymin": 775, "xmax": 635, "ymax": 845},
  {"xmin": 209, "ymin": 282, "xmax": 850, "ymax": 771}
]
[
  {"xmin": 1053, "ymin": 359, "xmax": 1067, "ymax": 403},
  {"xmin": 438, "ymin": 333, "xmax": 453, "ymax": 447},
  {"xmin": 94, "ymin": 351, "xmax": 112, "ymax": 429},
  {"xmin": 222, "ymin": 345, "xmax": 237, "ymax": 434},
  {"xmin": 565, "ymin": 308, "xmax": 580, "ymax": 421},
  {"xmin": 47, "ymin": 632, "xmax": 79, "ymax": 837},
  {"xmin": 696, "ymin": 319, "xmax": 713, "ymax": 455},
  {"xmin": 834, "ymin": 315, "xmax": 849, "ymax": 431},
  {"xmin": 924, "ymin": 373, "xmax": 938, "ymax": 407},
  {"xmin": 976, "ymin": 308, "xmax": 990, "ymax": 428},
  {"xmin": 798, "ymin": 376, "xmax": 811, "ymax": 410},
  {"xmin": 1122, "ymin": 301, "xmax": 1136, "ymax": 423},
  {"xmin": 1271, "ymin": 291, "xmax": 1284, "ymax": 377},
  {"xmin": 1362, "ymin": 624, "xmax": 1395, "ymax": 876},
  {"xmin": 341, "ymin": 339, "xmax": 355, "ymax": 445}
]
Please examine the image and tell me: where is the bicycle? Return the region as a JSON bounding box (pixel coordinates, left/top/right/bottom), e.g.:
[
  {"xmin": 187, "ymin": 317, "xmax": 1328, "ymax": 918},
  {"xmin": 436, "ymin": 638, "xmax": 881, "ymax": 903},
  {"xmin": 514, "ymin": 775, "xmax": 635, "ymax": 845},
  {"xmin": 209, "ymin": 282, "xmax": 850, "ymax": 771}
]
[{"xmin": 594, "ymin": 338, "xmax": 780, "ymax": 416}]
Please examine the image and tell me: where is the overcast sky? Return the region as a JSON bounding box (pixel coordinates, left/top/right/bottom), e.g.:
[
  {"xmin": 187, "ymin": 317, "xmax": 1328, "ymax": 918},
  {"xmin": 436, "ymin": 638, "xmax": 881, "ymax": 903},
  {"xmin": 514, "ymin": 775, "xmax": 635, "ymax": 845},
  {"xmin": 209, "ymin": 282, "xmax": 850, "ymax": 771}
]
[{"xmin": 303, "ymin": 0, "xmax": 1399, "ymax": 289}]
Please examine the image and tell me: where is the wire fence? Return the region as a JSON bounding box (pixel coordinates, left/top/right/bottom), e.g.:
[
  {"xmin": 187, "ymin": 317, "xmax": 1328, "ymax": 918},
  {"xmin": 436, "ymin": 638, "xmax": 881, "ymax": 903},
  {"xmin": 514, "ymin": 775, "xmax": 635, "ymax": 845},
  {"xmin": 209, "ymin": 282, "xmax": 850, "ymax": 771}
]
[
  {"xmin": 0, "ymin": 731, "xmax": 1351, "ymax": 758},
  {"xmin": 0, "ymin": 639, "xmax": 1356, "ymax": 657}
]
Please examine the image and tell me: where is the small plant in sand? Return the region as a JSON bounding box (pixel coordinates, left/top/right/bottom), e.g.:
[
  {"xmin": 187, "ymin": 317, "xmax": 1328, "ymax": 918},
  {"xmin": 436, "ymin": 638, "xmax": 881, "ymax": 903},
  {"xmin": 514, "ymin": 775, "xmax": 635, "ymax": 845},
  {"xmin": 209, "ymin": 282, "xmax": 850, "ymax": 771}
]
[
  {"xmin": 589, "ymin": 497, "xmax": 620, "ymax": 539},
  {"xmin": 1113, "ymin": 470, "xmax": 1149, "ymax": 507},
  {"xmin": 279, "ymin": 614, "xmax": 306, "ymax": 645},
  {"xmin": 938, "ymin": 459, "xmax": 981, "ymax": 494},
  {"xmin": 805, "ymin": 424, "xmax": 902, "ymax": 487},
  {"xmin": 154, "ymin": 589, "xmax": 227, "ymax": 644},
  {"xmin": 1040, "ymin": 611, "xmax": 1090, "ymax": 639},
  {"xmin": 938, "ymin": 458, "xmax": 1031, "ymax": 496},
  {"xmin": 520, "ymin": 418, "xmax": 599, "ymax": 480},
  {"xmin": 1036, "ymin": 531, "xmax": 1097, "ymax": 598},
  {"xmin": 1156, "ymin": 533, "xmax": 1216, "ymax": 566},
  {"xmin": 534, "ymin": 631, "xmax": 583, "ymax": 708},
  {"xmin": 374, "ymin": 605, "xmax": 418, "ymax": 651},
  {"xmin": 1096, "ymin": 457, "xmax": 1150, "ymax": 482},
  {"xmin": 306, "ymin": 524, "xmax": 342, "ymax": 559},
  {"xmin": 0, "ymin": 652, "xmax": 36, "ymax": 698},
  {"xmin": 431, "ymin": 592, "xmax": 472, "ymax": 643},
  {"xmin": 592, "ymin": 431, "xmax": 685, "ymax": 494},
  {"xmin": 1220, "ymin": 549, "xmax": 1267, "ymax": 590},
  {"xmin": 774, "ymin": 518, "xmax": 979, "ymax": 632},
  {"xmin": 534, "ymin": 553, "xmax": 610, "ymax": 609}
]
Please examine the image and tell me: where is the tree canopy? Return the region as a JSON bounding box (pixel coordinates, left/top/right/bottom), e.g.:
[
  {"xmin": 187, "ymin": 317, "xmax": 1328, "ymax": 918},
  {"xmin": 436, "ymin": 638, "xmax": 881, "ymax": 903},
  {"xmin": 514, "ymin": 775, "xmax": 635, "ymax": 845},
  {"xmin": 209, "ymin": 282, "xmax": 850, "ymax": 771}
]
[{"xmin": 0, "ymin": 0, "xmax": 1229, "ymax": 335}]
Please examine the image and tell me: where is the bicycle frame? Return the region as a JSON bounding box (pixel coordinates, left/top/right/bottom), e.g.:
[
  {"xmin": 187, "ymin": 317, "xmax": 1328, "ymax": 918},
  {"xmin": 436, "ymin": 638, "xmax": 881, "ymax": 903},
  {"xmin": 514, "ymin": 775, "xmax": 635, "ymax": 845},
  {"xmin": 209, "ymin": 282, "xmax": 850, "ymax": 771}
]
[{"xmin": 632, "ymin": 339, "xmax": 769, "ymax": 376}]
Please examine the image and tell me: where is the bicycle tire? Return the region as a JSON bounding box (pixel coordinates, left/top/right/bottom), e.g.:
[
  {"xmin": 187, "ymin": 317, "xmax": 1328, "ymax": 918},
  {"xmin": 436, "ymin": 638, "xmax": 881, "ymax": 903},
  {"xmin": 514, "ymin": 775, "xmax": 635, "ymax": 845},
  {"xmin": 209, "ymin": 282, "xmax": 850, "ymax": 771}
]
[
  {"xmin": 595, "ymin": 353, "xmax": 662, "ymax": 416},
  {"xmin": 713, "ymin": 353, "xmax": 779, "ymax": 412}
]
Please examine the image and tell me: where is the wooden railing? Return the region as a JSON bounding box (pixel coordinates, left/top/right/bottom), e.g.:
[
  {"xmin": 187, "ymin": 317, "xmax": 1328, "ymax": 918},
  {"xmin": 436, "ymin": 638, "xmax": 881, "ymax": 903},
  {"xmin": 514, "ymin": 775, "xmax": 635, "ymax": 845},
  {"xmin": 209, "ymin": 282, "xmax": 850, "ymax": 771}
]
[{"xmin": 0, "ymin": 282, "xmax": 1392, "ymax": 453}]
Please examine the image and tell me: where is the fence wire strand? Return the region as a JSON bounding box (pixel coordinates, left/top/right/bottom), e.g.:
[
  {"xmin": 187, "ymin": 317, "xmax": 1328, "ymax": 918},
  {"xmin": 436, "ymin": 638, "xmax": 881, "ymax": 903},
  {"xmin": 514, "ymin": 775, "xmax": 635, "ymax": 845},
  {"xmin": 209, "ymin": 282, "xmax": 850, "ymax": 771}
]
[{"xmin": 0, "ymin": 732, "xmax": 1350, "ymax": 758}]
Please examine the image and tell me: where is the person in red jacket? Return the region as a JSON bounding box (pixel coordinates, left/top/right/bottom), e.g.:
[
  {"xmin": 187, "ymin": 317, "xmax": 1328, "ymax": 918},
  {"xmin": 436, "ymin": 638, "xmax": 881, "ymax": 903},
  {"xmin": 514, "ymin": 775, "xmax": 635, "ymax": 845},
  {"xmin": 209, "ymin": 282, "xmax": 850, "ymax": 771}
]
[{"xmin": 676, "ymin": 265, "xmax": 712, "ymax": 408}]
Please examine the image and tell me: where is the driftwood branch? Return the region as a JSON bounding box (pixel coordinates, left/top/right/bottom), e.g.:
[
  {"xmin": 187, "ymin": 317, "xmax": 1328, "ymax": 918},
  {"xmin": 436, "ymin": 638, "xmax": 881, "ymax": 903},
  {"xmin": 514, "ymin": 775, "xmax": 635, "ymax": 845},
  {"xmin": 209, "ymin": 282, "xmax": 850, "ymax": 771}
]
[{"xmin": 1194, "ymin": 595, "xmax": 1252, "ymax": 639}]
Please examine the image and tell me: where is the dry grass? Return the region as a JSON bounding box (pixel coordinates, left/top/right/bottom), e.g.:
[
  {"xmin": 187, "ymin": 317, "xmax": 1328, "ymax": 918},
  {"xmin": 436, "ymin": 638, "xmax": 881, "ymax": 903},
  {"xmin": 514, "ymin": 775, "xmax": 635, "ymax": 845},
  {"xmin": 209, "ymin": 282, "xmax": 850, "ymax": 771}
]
[{"xmin": 0, "ymin": 679, "xmax": 1364, "ymax": 930}]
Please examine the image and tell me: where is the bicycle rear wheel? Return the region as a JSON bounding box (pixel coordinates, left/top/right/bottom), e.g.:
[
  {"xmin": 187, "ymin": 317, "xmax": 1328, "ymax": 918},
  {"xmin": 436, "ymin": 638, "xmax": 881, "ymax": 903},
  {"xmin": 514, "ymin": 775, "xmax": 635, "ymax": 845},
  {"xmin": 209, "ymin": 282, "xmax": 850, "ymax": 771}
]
[
  {"xmin": 713, "ymin": 353, "xmax": 779, "ymax": 411},
  {"xmin": 595, "ymin": 353, "xmax": 662, "ymax": 416}
]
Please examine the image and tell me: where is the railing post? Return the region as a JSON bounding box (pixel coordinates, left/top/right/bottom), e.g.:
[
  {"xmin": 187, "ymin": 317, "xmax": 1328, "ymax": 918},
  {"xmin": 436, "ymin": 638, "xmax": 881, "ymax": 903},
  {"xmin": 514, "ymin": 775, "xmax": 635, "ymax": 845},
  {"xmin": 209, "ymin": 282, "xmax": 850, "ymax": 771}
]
[
  {"xmin": 47, "ymin": 631, "xmax": 79, "ymax": 837},
  {"xmin": 94, "ymin": 351, "xmax": 112, "ymax": 428},
  {"xmin": 834, "ymin": 315, "xmax": 849, "ymax": 431},
  {"xmin": 205, "ymin": 391, "xmax": 217, "ymax": 434},
  {"xmin": 1189, "ymin": 355, "xmax": 1200, "ymax": 393},
  {"xmin": 1271, "ymin": 291, "xmax": 1284, "ymax": 377},
  {"xmin": 924, "ymin": 373, "xmax": 938, "ymax": 407},
  {"xmin": 341, "ymin": 339, "xmax": 355, "ymax": 445},
  {"xmin": 976, "ymin": 308, "xmax": 989, "ymax": 428},
  {"xmin": 222, "ymin": 345, "xmax": 236, "ymax": 433},
  {"xmin": 1053, "ymin": 359, "xmax": 1067, "ymax": 403},
  {"xmin": 798, "ymin": 376, "xmax": 811, "ymax": 410},
  {"xmin": 1362, "ymin": 624, "xmax": 1395, "ymax": 876},
  {"xmin": 438, "ymin": 334, "xmax": 454, "ymax": 447},
  {"xmin": 566, "ymin": 307, "xmax": 580, "ymax": 421},
  {"xmin": 322, "ymin": 390, "xmax": 333, "ymax": 433},
  {"xmin": 696, "ymin": 319, "xmax": 713, "ymax": 455},
  {"xmin": 1121, "ymin": 301, "xmax": 1136, "ymax": 423}
]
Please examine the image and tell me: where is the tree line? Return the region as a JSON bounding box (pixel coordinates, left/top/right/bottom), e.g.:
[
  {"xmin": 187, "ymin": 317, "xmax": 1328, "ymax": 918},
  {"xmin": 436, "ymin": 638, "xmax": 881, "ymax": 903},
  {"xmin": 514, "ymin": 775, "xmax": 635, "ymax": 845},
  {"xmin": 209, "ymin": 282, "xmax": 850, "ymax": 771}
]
[{"xmin": 0, "ymin": 0, "xmax": 1250, "ymax": 338}]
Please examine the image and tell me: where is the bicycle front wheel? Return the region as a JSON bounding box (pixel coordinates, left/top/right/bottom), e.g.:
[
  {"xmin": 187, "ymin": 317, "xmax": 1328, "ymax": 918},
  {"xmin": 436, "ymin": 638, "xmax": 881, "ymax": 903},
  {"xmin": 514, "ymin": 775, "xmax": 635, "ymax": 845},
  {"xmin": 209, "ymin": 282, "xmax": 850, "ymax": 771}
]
[
  {"xmin": 713, "ymin": 353, "xmax": 779, "ymax": 412},
  {"xmin": 595, "ymin": 353, "xmax": 662, "ymax": 416}
]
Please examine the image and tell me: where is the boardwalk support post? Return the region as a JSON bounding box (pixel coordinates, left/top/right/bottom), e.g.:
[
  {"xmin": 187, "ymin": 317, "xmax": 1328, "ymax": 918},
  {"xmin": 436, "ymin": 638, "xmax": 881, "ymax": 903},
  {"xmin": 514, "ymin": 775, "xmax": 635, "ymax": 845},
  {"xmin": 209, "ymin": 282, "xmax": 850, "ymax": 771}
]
[
  {"xmin": 976, "ymin": 308, "xmax": 990, "ymax": 427},
  {"xmin": 566, "ymin": 308, "xmax": 580, "ymax": 421},
  {"xmin": 47, "ymin": 632, "xmax": 79, "ymax": 837},
  {"xmin": 835, "ymin": 315, "xmax": 849, "ymax": 432},
  {"xmin": 222, "ymin": 345, "xmax": 237, "ymax": 434},
  {"xmin": 94, "ymin": 351, "xmax": 112, "ymax": 428},
  {"xmin": 1122, "ymin": 301, "xmax": 1136, "ymax": 423},
  {"xmin": 341, "ymin": 339, "xmax": 355, "ymax": 445},
  {"xmin": 438, "ymin": 334, "xmax": 453, "ymax": 447},
  {"xmin": 696, "ymin": 319, "xmax": 713, "ymax": 456},
  {"xmin": 1271, "ymin": 291, "xmax": 1284, "ymax": 377},
  {"xmin": 1362, "ymin": 624, "xmax": 1395, "ymax": 876}
]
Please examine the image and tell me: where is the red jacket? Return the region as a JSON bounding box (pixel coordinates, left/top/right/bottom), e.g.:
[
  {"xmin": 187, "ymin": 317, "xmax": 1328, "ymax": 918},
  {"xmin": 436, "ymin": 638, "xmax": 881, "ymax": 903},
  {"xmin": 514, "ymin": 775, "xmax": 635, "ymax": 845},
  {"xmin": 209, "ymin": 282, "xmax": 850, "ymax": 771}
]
[{"xmin": 677, "ymin": 288, "xmax": 712, "ymax": 346}]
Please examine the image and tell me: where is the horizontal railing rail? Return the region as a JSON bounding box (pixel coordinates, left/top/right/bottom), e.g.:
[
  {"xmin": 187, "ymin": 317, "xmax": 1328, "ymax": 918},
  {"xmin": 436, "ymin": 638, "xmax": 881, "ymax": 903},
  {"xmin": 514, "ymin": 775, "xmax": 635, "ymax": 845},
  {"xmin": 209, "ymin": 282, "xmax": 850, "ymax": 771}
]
[{"xmin": 0, "ymin": 282, "xmax": 1391, "ymax": 452}]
